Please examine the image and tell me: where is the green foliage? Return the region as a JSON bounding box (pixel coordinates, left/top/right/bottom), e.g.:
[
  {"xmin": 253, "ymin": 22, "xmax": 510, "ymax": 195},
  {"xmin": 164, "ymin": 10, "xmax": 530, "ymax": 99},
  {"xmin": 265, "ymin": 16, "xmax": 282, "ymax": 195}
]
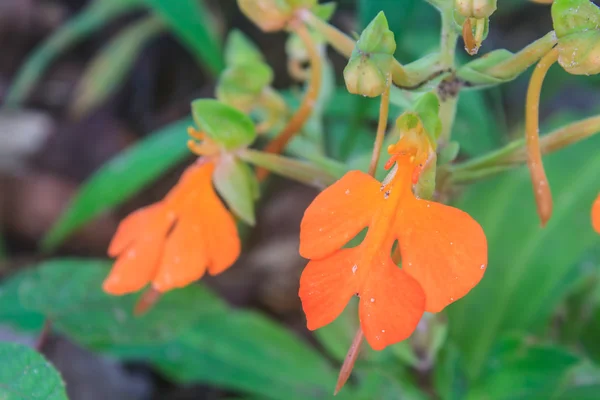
[
  {"xmin": 144, "ymin": 0, "xmax": 225, "ymax": 74},
  {"xmin": 3, "ymin": 0, "xmax": 143, "ymax": 108},
  {"xmin": 70, "ymin": 16, "xmax": 164, "ymax": 119},
  {"xmin": 17, "ymin": 259, "xmax": 226, "ymax": 348},
  {"xmin": 191, "ymin": 100, "xmax": 257, "ymax": 150},
  {"xmin": 448, "ymin": 134, "xmax": 600, "ymax": 378},
  {"xmin": 213, "ymin": 156, "xmax": 259, "ymax": 225},
  {"xmin": 42, "ymin": 118, "xmax": 192, "ymax": 251},
  {"xmin": 0, "ymin": 342, "xmax": 68, "ymax": 400}
]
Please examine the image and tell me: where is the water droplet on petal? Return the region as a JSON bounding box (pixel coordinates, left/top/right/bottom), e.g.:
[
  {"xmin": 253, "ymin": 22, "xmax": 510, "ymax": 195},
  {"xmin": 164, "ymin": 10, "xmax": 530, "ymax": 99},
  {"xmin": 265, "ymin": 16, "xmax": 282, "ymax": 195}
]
[
  {"xmin": 345, "ymin": 189, "xmax": 351, "ymax": 195},
  {"xmin": 480, "ymin": 264, "xmax": 486, "ymax": 269},
  {"xmin": 370, "ymin": 298, "xmax": 375, "ymax": 303},
  {"xmin": 352, "ymin": 265, "xmax": 358, "ymax": 274}
]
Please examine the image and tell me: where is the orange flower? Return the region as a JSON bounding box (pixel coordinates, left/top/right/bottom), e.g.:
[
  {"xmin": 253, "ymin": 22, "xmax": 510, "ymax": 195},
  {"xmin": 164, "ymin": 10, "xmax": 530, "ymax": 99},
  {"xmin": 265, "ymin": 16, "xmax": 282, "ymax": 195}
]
[
  {"xmin": 593, "ymin": 194, "xmax": 600, "ymax": 234},
  {"xmin": 298, "ymin": 131, "xmax": 487, "ymax": 350},
  {"xmin": 103, "ymin": 160, "xmax": 240, "ymax": 295}
]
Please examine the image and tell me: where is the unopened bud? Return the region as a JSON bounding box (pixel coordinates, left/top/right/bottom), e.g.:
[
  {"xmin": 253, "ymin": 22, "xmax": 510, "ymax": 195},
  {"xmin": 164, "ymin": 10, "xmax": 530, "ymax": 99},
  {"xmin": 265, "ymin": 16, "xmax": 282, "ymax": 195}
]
[
  {"xmin": 343, "ymin": 12, "xmax": 396, "ymax": 97},
  {"xmin": 552, "ymin": 0, "xmax": 600, "ymax": 75},
  {"xmin": 455, "ymin": 0, "xmax": 497, "ymax": 18}
]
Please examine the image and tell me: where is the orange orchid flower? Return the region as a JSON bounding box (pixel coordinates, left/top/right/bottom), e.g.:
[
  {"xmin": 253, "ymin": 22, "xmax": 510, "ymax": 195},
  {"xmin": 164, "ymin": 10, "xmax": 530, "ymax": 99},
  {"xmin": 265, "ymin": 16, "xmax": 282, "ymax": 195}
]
[
  {"xmin": 103, "ymin": 129, "xmax": 241, "ymax": 295},
  {"xmin": 593, "ymin": 194, "xmax": 600, "ymax": 234},
  {"xmin": 298, "ymin": 129, "xmax": 487, "ymax": 350}
]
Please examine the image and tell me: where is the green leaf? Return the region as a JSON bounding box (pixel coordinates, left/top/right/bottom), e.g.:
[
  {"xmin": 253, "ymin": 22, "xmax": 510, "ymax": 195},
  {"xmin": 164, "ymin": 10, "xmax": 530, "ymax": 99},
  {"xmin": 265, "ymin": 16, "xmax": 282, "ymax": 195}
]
[
  {"xmin": 191, "ymin": 100, "xmax": 256, "ymax": 150},
  {"xmin": 143, "ymin": 0, "xmax": 224, "ymax": 74},
  {"xmin": 0, "ymin": 270, "xmax": 45, "ymax": 332},
  {"xmin": 240, "ymin": 149, "xmax": 340, "ymax": 188},
  {"xmin": 554, "ymin": 385, "xmax": 600, "ymax": 400},
  {"xmin": 224, "ymin": 30, "xmax": 264, "ymax": 66},
  {"xmin": 551, "ymin": 0, "xmax": 600, "ymax": 38},
  {"xmin": 0, "ymin": 342, "xmax": 68, "ymax": 400},
  {"xmin": 213, "ymin": 156, "xmax": 258, "ymax": 226},
  {"xmin": 3, "ymin": 0, "xmax": 143, "ymax": 108},
  {"xmin": 107, "ymin": 311, "xmax": 340, "ymax": 400},
  {"xmin": 413, "ymin": 91, "xmax": 442, "ymax": 141},
  {"xmin": 216, "ymin": 62, "xmax": 274, "ymax": 111},
  {"xmin": 70, "ymin": 16, "xmax": 164, "ymax": 119},
  {"xmin": 457, "ymin": 49, "xmax": 515, "ymax": 86},
  {"xmin": 15, "ymin": 258, "xmax": 226, "ymax": 348},
  {"xmin": 448, "ymin": 134, "xmax": 600, "ymax": 378},
  {"xmin": 467, "ymin": 336, "xmax": 580, "ymax": 400},
  {"xmin": 42, "ymin": 118, "xmax": 192, "ymax": 251}
]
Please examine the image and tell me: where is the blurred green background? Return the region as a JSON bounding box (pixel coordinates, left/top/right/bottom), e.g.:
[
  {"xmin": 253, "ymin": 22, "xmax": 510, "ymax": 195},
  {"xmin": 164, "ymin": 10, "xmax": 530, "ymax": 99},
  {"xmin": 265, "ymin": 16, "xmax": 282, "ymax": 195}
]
[{"xmin": 0, "ymin": 0, "xmax": 599, "ymax": 399}]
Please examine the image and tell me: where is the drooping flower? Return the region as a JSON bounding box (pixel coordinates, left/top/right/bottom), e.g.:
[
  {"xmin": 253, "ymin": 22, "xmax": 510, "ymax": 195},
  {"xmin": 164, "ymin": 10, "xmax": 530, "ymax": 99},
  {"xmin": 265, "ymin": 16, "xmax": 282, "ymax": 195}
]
[
  {"xmin": 103, "ymin": 159, "xmax": 241, "ymax": 295},
  {"xmin": 104, "ymin": 99, "xmax": 259, "ymax": 296},
  {"xmin": 592, "ymin": 194, "xmax": 600, "ymax": 234},
  {"xmin": 298, "ymin": 129, "xmax": 487, "ymax": 350}
]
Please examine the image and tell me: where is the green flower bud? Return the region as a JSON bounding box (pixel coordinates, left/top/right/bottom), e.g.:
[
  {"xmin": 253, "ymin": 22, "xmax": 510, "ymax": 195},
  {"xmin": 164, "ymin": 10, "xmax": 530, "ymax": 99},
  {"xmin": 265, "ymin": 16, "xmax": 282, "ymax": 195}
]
[
  {"xmin": 216, "ymin": 62, "xmax": 274, "ymax": 112},
  {"xmin": 343, "ymin": 12, "xmax": 396, "ymax": 97},
  {"xmin": 552, "ymin": 0, "xmax": 600, "ymax": 75},
  {"xmin": 455, "ymin": 0, "xmax": 497, "ymax": 18},
  {"xmin": 191, "ymin": 99, "xmax": 257, "ymax": 150}
]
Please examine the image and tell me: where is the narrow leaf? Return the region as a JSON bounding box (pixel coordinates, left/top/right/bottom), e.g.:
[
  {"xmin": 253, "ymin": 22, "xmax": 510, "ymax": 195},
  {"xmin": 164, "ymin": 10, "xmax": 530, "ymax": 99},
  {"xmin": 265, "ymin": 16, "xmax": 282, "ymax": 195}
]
[
  {"xmin": 143, "ymin": 0, "xmax": 225, "ymax": 74},
  {"xmin": 70, "ymin": 16, "xmax": 164, "ymax": 119},
  {"xmin": 4, "ymin": 0, "xmax": 143, "ymax": 108},
  {"xmin": 42, "ymin": 118, "xmax": 192, "ymax": 251}
]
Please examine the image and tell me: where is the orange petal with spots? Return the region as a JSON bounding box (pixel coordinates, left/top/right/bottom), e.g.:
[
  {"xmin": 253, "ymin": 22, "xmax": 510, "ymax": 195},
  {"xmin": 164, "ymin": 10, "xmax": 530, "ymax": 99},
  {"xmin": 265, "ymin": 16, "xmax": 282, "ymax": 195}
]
[
  {"xmin": 358, "ymin": 251, "xmax": 425, "ymax": 351},
  {"xmin": 300, "ymin": 171, "xmax": 382, "ymax": 260},
  {"xmin": 107, "ymin": 203, "xmax": 166, "ymax": 257},
  {"xmin": 299, "ymin": 247, "xmax": 361, "ymax": 330},
  {"xmin": 103, "ymin": 205, "xmax": 175, "ymax": 295},
  {"xmin": 397, "ymin": 198, "xmax": 487, "ymax": 313},
  {"xmin": 592, "ymin": 194, "xmax": 600, "ymax": 234}
]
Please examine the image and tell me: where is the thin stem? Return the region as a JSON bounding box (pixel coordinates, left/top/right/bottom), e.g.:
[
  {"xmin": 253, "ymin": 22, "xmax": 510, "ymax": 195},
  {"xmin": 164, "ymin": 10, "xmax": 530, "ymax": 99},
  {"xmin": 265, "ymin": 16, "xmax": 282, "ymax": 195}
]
[
  {"xmin": 335, "ymin": 328, "xmax": 364, "ymax": 395},
  {"xmin": 256, "ymin": 21, "xmax": 322, "ymax": 181},
  {"xmin": 439, "ymin": 5, "xmax": 460, "ymax": 143},
  {"xmin": 368, "ymin": 81, "xmax": 391, "ymax": 176},
  {"xmin": 36, "ymin": 319, "xmax": 52, "ymax": 351},
  {"xmin": 525, "ymin": 47, "xmax": 558, "ymax": 226},
  {"xmin": 134, "ymin": 287, "xmax": 162, "ymax": 315}
]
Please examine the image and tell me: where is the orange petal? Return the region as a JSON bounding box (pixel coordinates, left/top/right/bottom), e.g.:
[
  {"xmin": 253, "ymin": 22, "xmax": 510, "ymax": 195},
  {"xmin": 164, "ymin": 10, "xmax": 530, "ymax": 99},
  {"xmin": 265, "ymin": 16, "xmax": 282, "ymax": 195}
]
[
  {"xmin": 103, "ymin": 205, "xmax": 175, "ymax": 295},
  {"xmin": 174, "ymin": 161, "xmax": 240, "ymax": 276},
  {"xmin": 358, "ymin": 252, "xmax": 425, "ymax": 351},
  {"xmin": 107, "ymin": 203, "xmax": 166, "ymax": 257},
  {"xmin": 300, "ymin": 171, "xmax": 382, "ymax": 260},
  {"xmin": 152, "ymin": 216, "xmax": 209, "ymax": 292},
  {"xmin": 593, "ymin": 194, "xmax": 600, "ymax": 234},
  {"xmin": 397, "ymin": 198, "xmax": 487, "ymax": 313},
  {"xmin": 299, "ymin": 247, "xmax": 361, "ymax": 331}
]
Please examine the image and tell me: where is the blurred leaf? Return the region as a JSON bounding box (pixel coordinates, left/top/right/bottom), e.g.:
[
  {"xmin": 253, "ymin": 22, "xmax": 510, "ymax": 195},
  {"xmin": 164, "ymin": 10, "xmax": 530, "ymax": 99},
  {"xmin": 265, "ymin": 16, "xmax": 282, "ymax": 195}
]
[
  {"xmin": 191, "ymin": 99, "xmax": 257, "ymax": 150},
  {"xmin": 554, "ymin": 385, "xmax": 600, "ymax": 400},
  {"xmin": 434, "ymin": 343, "xmax": 469, "ymax": 400},
  {"xmin": 70, "ymin": 16, "xmax": 164, "ymax": 119},
  {"xmin": 144, "ymin": 0, "xmax": 225, "ymax": 74},
  {"xmin": 4, "ymin": 0, "xmax": 143, "ymax": 108},
  {"xmin": 213, "ymin": 156, "xmax": 258, "ymax": 225},
  {"xmin": 107, "ymin": 312, "xmax": 341, "ymax": 400},
  {"xmin": 448, "ymin": 134, "xmax": 600, "ymax": 378},
  {"xmin": 453, "ymin": 90, "xmax": 502, "ymax": 155},
  {"xmin": 0, "ymin": 270, "xmax": 44, "ymax": 332},
  {"xmin": 240, "ymin": 149, "xmax": 340, "ymax": 188},
  {"xmin": 42, "ymin": 118, "xmax": 191, "ymax": 251},
  {"xmin": 0, "ymin": 342, "xmax": 68, "ymax": 400},
  {"xmin": 467, "ymin": 336, "xmax": 580, "ymax": 400},
  {"xmin": 10, "ymin": 258, "xmax": 225, "ymax": 348}
]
